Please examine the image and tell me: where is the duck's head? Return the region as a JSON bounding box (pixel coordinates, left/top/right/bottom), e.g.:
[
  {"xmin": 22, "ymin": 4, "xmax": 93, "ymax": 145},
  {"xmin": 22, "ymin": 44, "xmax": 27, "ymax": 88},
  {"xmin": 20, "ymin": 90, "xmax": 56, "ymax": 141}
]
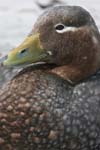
[{"xmin": 3, "ymin": 6, "xmax": 100, "ymax": 83}]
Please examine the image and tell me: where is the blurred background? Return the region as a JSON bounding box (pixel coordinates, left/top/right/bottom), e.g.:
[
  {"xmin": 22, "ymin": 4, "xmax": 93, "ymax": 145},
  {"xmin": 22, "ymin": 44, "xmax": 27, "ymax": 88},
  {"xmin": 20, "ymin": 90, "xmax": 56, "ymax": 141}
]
[{"xmin": 0, "ymin": 0, "xmax": 100, "ymax": 56}]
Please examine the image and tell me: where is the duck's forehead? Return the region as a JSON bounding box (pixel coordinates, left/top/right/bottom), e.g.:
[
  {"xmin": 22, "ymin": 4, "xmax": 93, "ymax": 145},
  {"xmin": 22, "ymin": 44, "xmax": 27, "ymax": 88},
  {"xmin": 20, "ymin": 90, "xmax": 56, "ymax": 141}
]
[{"xmin": 35, "ymin": 6, "xmax": 92, "ymax": 27}]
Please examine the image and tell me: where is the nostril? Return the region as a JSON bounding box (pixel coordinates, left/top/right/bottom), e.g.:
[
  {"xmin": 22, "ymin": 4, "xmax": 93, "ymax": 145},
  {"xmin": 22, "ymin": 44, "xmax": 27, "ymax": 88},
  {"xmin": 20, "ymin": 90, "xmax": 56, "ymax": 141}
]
[
  {"xmin": 18, "ymin": 48, "xmax": 29, "ymax": 58},
  {"xmin": 20, "ymin": 49, "xmax": 27, "ymax": 54}
]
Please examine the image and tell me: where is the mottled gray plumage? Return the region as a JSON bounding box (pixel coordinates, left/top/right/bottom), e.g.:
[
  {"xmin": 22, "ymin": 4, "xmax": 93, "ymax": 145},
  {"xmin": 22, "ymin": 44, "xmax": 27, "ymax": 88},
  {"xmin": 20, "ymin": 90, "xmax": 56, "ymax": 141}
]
[{"xmin": 0, "ymin": 65, "xmax": 100, "ymax": 150}]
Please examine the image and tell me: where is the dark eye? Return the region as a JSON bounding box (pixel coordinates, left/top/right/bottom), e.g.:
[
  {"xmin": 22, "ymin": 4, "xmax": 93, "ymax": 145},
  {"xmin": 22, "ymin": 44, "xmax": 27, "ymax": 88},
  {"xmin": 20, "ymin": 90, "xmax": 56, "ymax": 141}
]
[{"xmin": 55, "ymin": 24, "xmax": 65, "ymax": 30}]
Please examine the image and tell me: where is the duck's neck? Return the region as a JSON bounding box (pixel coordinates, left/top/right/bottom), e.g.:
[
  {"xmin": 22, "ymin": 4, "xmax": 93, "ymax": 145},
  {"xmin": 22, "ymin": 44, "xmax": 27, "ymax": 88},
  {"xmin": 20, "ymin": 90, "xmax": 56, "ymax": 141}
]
[{"xmin": 50, "ymin": 29, "xmax": 100, "ymax": 84}]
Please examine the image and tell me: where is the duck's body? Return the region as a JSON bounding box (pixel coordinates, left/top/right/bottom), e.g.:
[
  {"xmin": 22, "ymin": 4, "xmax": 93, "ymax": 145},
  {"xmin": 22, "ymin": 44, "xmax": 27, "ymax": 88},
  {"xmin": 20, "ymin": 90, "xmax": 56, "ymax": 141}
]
[
  {"xmin": 1, "ymin": 5, "xmax": 100, "ymax": 150},
  {"xmin": 0, "ymin": 65, "xmax": 100, "ymax": 150}
]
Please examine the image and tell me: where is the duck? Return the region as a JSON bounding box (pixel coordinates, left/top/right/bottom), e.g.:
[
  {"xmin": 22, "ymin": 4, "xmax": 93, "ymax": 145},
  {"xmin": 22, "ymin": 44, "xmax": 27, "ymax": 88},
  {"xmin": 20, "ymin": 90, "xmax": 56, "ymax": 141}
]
[{"xmin": 0, "ymin": 5, "xmax": 100, "ymax": 150}]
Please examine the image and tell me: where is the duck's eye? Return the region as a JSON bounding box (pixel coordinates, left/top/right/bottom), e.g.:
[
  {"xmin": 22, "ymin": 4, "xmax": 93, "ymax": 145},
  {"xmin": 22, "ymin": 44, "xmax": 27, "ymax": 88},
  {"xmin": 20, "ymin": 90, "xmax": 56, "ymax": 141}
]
[
  {"xmin": 55, "ymin": 23, "xmax": 78, "ymax": 34},
  {"xmin": 55, "ymin": 24, "xmax": 65, "ymax": 31},
  {"xmin": 18, "ymin": 48, "xmax": 29, "ymax": 58}
]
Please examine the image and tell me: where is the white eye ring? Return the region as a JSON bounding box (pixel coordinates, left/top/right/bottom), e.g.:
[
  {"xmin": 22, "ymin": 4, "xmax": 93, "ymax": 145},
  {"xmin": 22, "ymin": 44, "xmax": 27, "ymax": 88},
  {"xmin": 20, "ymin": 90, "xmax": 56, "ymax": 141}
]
[{"xmin": 55, "ymin": 23, "xmax": 78, "ymax": 34}]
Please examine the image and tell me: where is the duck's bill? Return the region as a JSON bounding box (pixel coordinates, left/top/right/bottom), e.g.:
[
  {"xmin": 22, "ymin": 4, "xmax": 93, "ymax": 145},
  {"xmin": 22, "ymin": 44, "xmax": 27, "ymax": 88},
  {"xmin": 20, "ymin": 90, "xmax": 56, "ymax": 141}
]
[{"xmin": 3, "ymin": 33, "xmax": 50, "ymax": 67}]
